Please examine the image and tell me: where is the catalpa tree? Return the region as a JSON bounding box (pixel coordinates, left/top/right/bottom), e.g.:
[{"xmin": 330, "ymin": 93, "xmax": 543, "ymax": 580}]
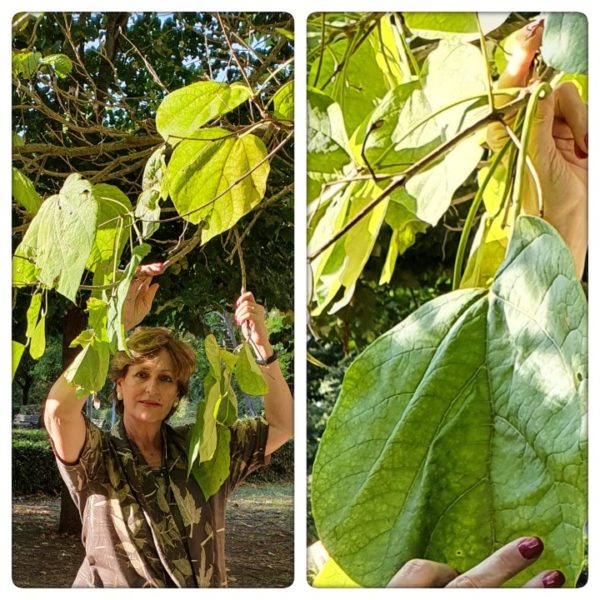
[{"xmin": 12, "ymin": 11, "xmax": 294, "ymax": 498}]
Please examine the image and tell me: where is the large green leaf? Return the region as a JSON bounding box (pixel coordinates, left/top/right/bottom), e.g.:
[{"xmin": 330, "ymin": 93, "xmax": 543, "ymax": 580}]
[
  {"xmin": 312, "ymin": 216, "xmax": 587, "ymax": 587},
  {"xmin": 167, "ymin": 127, "xmax": 269, "ymax": 243},
  {"xmin": 542, "ymin": 13, "xmax": 587, "ymax": 75},
  {"xmin": 12, "ymin": 168, "xmax": 42, "ymax": 214},
  {"xmin": 313, "ymin": 557, "xmax": 360, "ymax": 588},
  {"xmin": 13, "ymin": 174, "xmax": 98, "ymax": 302},
  {"xmin": 156, "ymin": 81, "xmax": 251, "ymax": 143},
  {"xmin": 190, "ymin": 424, "xmax": 231, "ymax": 499},
  {"xmin": 86, "ymin": 184, "xmax": 132, "ymax": 272}
]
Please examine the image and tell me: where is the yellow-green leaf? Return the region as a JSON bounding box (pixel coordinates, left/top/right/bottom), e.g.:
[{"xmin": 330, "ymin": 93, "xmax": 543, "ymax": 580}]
[
  {"xmin": 12, "ymin": 341, "xmax": 26, "ymax": 379},
  {"xmin": 29, "ymin": 312, "xmax": 46, "ymax": 359},
  {"xmin": 156, "ymin": 81, "xmax": 251, "ymax": 144},
  {"xmin": 167, "ymin": 128, "xmax": 269, "ymax": 243},
  {"xmin": 12, "ymin": 168, "xmax": 42, "ymax": 214},
  {"xmin": 235, "ymin": 342, "xmax": 269, "ymax": 396}
]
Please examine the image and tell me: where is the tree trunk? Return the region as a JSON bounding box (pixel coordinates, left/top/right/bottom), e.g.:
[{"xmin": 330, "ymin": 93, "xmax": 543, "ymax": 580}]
[{"xmin": 56, "ymin": 304, "xmax": 88, "ymax": 535}]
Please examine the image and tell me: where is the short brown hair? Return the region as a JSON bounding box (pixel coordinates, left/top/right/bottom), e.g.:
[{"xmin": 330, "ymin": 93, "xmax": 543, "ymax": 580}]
[{"xmin": 109, "ymin": 326, "xmax": 197, "ymax": 417}]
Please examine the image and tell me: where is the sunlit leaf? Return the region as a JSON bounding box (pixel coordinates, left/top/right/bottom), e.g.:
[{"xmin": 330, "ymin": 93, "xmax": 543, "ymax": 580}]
[
  {"xmin": 64, "ymin": 334, "xmax": 111, "ymax": 395},
  {"xmin": 156, "ymin": 81, "xmax": 251, "ymax": 143},
  {"xmin": 87, "ymin": 184, "xmax": 132, "ymax": 272},
  {"xmin": 404, "ymin": 12, "xmax": 508, "ymax": 41},
  {"xmin": 167, "ymin": 128, "xmax": 269, "ymax": 243},
  {"xmin": 12, "ymin": 168, "xmax": 42, "ymax": 214},
  {"xmin": 25, "ymin": 293, "xmax": 42, "ymax": 339},
  {"xmin": 312, "ymin": 217, "xmax": 587, "ymax": 587},
  {"xmin": 313, "ymin": 557, "xmax": 360, "ymax": 588},
  {"xmin": 272, "ymin": 81, "xmax": 294, "ymax": 121},
  {"xmin": 29, "ymin": 312, "xmax": 46, "ymax": 359},
  {"xmin": 13, "ymin": 173, "xmax": 97, "ymax": 302},
  {"xmin": 308, "ymin": 89, "xmax": 353, "ymax": 180},
  {"xmin": 39, "ymin": 53, "xmax": 73, "ymax": 78},
  {"xmin": 12, "ymin": 341, "xmax": 26, "ymax": 379}
]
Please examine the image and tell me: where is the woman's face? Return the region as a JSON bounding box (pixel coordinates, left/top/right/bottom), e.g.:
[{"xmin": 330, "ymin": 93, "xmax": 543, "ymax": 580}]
[{"xmin": 117, "ymin": 349, "xmax": 179, "ymax": 425}]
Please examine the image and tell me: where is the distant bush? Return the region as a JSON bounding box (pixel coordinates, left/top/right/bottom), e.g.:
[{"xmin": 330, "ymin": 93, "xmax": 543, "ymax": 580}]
[
  {"xmin": 249, "ymin": 439, "xmax": 293, "ymax": 483},
  {"xmin": 12, "ymin": 428, "xmax": 61, "ymax": 495}
]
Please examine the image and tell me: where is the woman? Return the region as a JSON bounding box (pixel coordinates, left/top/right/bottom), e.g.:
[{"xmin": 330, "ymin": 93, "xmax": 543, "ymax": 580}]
[
  {"xmin": 388, "ymin": 19, "xmax": 587, "ymax": 588},
  {"xmin": 44, "ymin": 269, "xmax": 293, "ymax": 587}
]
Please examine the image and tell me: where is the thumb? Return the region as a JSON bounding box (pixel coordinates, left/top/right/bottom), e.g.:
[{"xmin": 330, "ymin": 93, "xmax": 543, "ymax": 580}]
[{"xmin": 147, "ymin": 282, "xmax": 160, "ymax": 303}]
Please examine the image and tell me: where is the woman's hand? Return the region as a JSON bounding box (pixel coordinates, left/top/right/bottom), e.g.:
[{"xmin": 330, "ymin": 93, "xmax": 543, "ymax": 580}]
[
  {"xmin": 122, "ymin": 262, "xmax": 164, "ymax": 331},
  {"xmin": 387, "ymin": 536, "xmax": 565, "ymax": 588},
  {"xmin": 234, "ymin": 291, "xmax": 272, "ymax": 354},
  {"xmin": 488, "ymin": 19, "xmax": 588, "ymax": 276}
]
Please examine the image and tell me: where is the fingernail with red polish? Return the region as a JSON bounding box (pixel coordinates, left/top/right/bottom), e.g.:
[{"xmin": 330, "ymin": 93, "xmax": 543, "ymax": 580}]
[
  {"xmin": 542, "ymin": 571, "xmax": 565, "ymax": 588},
  {"xmin": 518, "ymin": 537, "xmax": 544, "ymax": 559}
]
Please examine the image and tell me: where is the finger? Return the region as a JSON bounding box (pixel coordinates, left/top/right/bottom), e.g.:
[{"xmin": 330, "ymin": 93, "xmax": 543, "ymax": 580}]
[
  {"xmin": 446, "ymin": 536, "xmax": 544, "ymax": 588},
  {"xmin": 387, "ymin": 559, "xmax": 458, "ymax": 588},
  {"xmin": 235, "ymin": 291, "xmax": 255, "ymax": 307},
  {"xmin": 146, "ymin": 282, "xmax": 160, "ymax": 304},
  {"xmin": 488, "ymin": 20, "xmax": 543, "ymax": 152},
  {"xmin": 497, "ymin": 20, "xmax": 543, "ymax": 90},
  {"xmin": 523, "ymin": 569, "xmax": 566, "ymax": 588},
  {"xmin": 235, "ymin": 308, "xmax": 258, "ymax": 325},
  {"xmin": 554, "ymin": 83, "xmax": 588, "ymax": 155}
]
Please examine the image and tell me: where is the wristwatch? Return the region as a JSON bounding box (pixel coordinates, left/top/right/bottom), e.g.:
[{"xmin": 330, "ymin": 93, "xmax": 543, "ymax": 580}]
[{"xmin": 256, "ymin": 350, "xmax": 279, "ymax": 366}]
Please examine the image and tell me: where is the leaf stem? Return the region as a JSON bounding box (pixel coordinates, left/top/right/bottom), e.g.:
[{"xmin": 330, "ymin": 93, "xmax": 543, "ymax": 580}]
[
  {"xmin": 451, "ymin": 139, "xmax": 511, "ymax": 290},
  {"xmin": 511, "ymin": 82, "xmax": 551, "ymax": 220},
  {"xmin": 309, "ymin": 90, "xmax": 531, "ymax": 262}
]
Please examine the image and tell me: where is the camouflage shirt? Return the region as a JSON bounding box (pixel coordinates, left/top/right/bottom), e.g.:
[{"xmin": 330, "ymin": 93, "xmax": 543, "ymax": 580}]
[{"xmin": 53, "ymin": 415, "xmax": 270, "ymax": 587}]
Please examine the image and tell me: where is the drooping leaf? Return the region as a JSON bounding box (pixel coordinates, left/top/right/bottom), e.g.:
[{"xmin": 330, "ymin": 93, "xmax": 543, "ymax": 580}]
[
  {"xmin": 311, "ymin": 180, "xmax": 389, "ymax": 315},
  {"xmin": 542, "ymin": 13, "xmax": 588, "ymax": 75},
  {"xmin": 106, "ymin": 243, "xmax": 152, "ymax": 351},
  {"xmin": 134, "ymin": 189, "xmax": 161, "ymax": 239},
  {"xmin": 404, "ymin": 12, "xmax": 508, "ymax": 41},
  {"xmin": 39, "ymin": 53, "xmax": 73, "ymax": 78},
  {"xmin": 312, "ymin": 216, "xmax": 587, "ymax": 587},
  {"xmin": 12, "ymin": 168, "xmax": 42, "ymax": 214},
  {"xmin": 309, "ymin": 15, "xmax": 407, "ymax": 137},
  {"xmin": 64, "ymin": 333, "xmax": 111, "ymax": 395},
  {"xmin": 198, "ymin": 376, "xmax": 223, "ymax": 463},
  {"xmin": 204, "ymin": 334, "xmax": 222, "ymax": 378},
  {"xmin": 191, "ymin": 424, "xmax": 231, "ymax": 499},
  {"xmin": 87, "ymin": 184, "xmax": 132, "ymax": 272},
  {"xmin": 272, "ymin": 81, "xmax": 294, "ymax": 121},
  {"xmin": 156, "ymin": 81, "xmax": 251, "ymax": 143},
  {"xmin": 307, "ymin": 90, "xmax": 353, "ymax": 179},
  {"xmin": 25, "ymin": 293, "xmax": 42, "ymax": 339},
  {"xmin": 461, "ymin": 163, "xmax": 513, "ymax": 288},
  {"xmin": 167, "ymin": 128, "xmax": 269, "ymax": 243},
  {"xmin": 235, "ymin": 342, "xmax": 269, "ymax": 396},
  {"xmin": 29, "ymin": 311, "xmax": 46, "ymax": 360},
  {"xmin": 13, "ymin": 173, "xmax": 97, "ymax": 302},
  {"xmin": 12, "ymin": 341, "xmax": 26, "ymax": 379}
]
